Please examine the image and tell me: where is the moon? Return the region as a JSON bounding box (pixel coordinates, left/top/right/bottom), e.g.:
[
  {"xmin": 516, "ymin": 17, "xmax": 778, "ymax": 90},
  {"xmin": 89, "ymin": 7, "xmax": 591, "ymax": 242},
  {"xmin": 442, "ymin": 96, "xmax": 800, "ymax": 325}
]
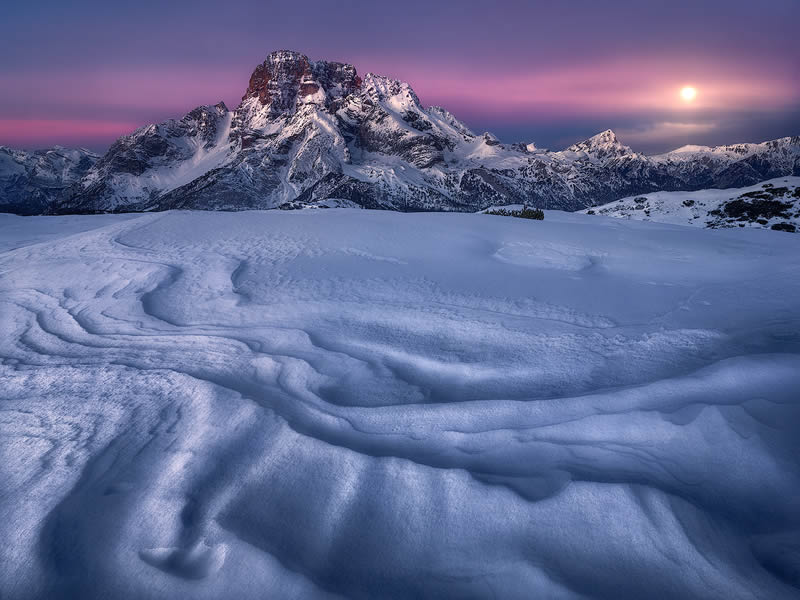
[{"xmin": 680, "ymin": 86, "xmax": 697, "ymax": 102}]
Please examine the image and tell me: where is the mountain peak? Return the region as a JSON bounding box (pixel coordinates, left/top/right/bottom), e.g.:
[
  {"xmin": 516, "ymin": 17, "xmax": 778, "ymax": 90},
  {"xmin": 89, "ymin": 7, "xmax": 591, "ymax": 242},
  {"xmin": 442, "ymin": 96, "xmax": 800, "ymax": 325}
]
[
  {"xmin": 242, "ymin": 50, "xmax": 360, "ymax": 115},
  {"xmin": 566, "ymin": 129, "xmax": 632, "ymax": 158},
  {"xmin": 588, "ymin": 129, "xmax": 619, "ymax": 146},
  {"xmin": 265, "ymin": 49, "xmax": 308, "ymax": 64},
  {"xmin": 243, "ymin": 50, "xmax": 312, "ymax": 108}
]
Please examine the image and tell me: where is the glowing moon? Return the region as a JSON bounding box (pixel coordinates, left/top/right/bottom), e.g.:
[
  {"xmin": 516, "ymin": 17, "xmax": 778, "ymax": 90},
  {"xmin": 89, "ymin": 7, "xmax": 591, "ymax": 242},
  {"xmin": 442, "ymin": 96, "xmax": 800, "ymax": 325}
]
[{"xmin": 680, "ymin": 86, "xmax": 697, "ymax": 102}]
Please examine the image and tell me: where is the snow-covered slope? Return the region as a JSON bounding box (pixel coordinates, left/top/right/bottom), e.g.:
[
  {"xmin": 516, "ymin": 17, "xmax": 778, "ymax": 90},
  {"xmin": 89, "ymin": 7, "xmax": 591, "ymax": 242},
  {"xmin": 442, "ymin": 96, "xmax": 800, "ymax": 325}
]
[
  {"xmin": 2, "ymin": 209, "xmax": 799, "ymax": 598},
  {"xmin": 0, "ymin": 145, "xmax": 98, "ymax": 214},
  {"xmin": 584, "ymin": 176, "xmax": 800, "ymax": 232},
  {"xmin": 71, "ymin": 103, "xmax": 235, "ymax": 212},
  {"xmin": 3, "ymin": 50, "xmax": 798, "ymax": 215}
]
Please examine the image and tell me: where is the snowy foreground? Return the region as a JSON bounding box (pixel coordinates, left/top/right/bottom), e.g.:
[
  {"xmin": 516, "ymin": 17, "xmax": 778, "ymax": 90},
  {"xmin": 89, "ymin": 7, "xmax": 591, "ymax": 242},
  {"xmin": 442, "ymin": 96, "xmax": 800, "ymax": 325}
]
[{"xmin": 1, "ymin": 209, "xmax": 799, "ymax": 599}]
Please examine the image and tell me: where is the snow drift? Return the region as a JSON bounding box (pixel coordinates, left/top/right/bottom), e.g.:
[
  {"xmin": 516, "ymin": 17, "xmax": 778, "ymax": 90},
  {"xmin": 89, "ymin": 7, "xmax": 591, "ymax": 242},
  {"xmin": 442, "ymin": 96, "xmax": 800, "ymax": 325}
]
[{"xmin": 1, "ymin": 209, "xmax": 799, "ymax": 598}]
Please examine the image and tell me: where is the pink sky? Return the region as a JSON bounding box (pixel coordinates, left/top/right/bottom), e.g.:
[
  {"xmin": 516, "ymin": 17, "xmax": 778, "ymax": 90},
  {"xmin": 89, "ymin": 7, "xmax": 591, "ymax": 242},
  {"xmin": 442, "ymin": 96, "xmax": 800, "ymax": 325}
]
[
  {"xmin": 2, "ymin": 56, "xmax": 795, "ymax": 151},
  {"xmin": 2, "ymin": 0, "xmax": 798, "ymax": 153}
]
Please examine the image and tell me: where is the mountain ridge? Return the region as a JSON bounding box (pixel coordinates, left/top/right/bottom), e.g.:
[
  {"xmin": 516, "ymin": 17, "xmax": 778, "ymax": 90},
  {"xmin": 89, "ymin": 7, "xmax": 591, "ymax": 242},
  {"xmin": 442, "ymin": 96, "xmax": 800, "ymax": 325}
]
[{"xmin": 1, "ymin": 50, "xmax": 798, "ymax": 215}]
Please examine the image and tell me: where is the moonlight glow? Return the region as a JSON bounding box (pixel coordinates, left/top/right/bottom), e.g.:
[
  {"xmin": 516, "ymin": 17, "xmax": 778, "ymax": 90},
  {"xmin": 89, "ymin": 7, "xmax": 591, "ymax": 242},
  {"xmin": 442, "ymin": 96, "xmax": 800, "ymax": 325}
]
[{"xmin": 680, "ymin": 86, "xmax": 697, "ymax": 102}]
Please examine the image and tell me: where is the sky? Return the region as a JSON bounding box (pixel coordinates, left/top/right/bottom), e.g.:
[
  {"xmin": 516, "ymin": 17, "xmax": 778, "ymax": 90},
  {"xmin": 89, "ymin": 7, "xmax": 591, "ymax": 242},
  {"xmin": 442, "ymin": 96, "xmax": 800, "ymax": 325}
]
[{"xmin": 1, "ymin": 0, "xmax": 798, "ymax": 154}]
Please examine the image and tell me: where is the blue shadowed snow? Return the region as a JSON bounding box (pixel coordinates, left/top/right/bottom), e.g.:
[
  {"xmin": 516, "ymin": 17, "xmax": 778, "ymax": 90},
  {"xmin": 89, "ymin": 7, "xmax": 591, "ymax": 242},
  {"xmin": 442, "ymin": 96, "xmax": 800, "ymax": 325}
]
[{"xmin": 0, "ymin": 209, "xmax": 799, "ymax": 599}]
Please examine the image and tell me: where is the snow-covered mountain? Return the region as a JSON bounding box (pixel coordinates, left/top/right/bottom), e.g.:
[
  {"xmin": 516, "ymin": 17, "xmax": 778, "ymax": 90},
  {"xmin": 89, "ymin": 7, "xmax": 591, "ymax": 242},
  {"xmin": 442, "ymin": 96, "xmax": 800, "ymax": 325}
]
[
  {"xmin": 2, "ymin": 50, "xmax": 799, "ymax": 215},
  {"xmin": 0, "ymin": 145, "xmax": 98, "ymax": 215},
  {"xmin": 583, "ymin": 177, "xmax": 800, "ymax": 233}
]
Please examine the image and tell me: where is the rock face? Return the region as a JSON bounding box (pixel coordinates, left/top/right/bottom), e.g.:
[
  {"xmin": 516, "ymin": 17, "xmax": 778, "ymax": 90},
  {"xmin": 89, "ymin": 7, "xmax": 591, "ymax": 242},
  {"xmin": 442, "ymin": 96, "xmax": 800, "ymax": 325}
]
[
  {"xmin": 242, "ymin": 50, "xmax": 361, "ymax": 114},
  {"xmin": 2, "ymin": 50, "xmax": 799, "ymax": 215}
]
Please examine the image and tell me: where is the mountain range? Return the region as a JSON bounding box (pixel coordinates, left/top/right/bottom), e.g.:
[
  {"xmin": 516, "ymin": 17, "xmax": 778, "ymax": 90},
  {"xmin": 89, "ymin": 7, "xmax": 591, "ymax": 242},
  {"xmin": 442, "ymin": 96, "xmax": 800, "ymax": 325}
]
[{"xmin": 2, "ymin": 50, "xmax": 799, "ymax": 215}]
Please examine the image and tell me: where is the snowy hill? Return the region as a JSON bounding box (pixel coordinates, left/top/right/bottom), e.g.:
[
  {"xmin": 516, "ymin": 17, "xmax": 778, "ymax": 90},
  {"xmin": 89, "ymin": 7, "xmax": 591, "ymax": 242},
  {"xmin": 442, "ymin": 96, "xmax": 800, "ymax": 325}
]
[
  {"xmin": 1, "ymin": 50, "xmax": 798, "ymax": 215},
  {"xmin": 583, "ymin": 176, "xmax": 800, "ymax": 232},
  {"xmin": 1, "ymin": 209, "xmax": 799, "ymax": 598}
]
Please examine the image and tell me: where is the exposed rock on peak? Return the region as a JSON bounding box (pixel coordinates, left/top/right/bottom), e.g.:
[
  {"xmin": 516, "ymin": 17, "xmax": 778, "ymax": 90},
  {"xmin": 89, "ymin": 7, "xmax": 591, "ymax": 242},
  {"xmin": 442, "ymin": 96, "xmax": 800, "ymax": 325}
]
[
  {"xmin": 242, "ymin": 50, "xmax": 361, "ymax": 116},
  {"xmin": 481, "ymin": 132, "xmax": 501, "ymax": 147},
  {"xmin": 566, "ymin": 129, "xmax": 638, "ymax": 161},
  {"xmin": 569, "ymin": 129, "xmax": 623, "ymax": 151},
  {"xmin": 242, "ymin": 51, "xmax": 312, "ymax": 110},
  {"xmin": 594, "ymin": 129, "xmax": 619, "ymax": 144},
  {"xmin": 360, "ymin": 73, "xmax": 418, "ymax": 104}
]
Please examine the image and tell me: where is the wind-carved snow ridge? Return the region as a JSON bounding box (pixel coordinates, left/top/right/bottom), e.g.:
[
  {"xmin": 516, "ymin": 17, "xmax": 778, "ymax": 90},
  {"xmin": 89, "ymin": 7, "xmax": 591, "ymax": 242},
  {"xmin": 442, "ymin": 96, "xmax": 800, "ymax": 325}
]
[{"xmin": 1, "ymin": 209, "xmax": 800, "ymax": 598}]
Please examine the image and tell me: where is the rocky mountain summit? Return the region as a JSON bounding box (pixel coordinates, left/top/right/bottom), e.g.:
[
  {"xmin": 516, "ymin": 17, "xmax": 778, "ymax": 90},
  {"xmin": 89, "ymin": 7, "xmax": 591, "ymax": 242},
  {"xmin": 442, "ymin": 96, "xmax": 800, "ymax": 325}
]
[{"xmin": 2, "ymin": 50, "xmax": 799, "ymax": 215}]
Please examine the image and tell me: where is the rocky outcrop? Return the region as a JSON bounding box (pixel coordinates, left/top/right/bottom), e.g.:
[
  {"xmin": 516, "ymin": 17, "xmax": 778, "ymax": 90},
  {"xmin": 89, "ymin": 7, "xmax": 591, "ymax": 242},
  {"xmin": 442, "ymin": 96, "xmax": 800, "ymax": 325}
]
[
  {"xmin": 242, "ymin": 50, "xmax": 361, "ymax": 115},
  {"xmin": 583, "ymin": 177, "xmax": 800, "ymax": 232}
]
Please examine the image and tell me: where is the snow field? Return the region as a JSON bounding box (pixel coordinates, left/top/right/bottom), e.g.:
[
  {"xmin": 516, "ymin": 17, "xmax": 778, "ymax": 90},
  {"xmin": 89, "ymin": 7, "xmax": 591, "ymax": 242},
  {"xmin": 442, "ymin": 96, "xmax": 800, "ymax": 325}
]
[{"xmin": 1, "ymin": 209, "xmax": 799, "ymax": 598}]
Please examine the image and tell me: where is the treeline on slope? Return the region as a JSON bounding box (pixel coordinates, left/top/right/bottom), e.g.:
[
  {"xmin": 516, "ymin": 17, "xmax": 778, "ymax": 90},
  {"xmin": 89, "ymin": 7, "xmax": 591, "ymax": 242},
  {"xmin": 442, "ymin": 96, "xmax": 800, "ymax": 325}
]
[{"xmin": 484, "ymin": 206, "xmax": 545, "ymax": 220}]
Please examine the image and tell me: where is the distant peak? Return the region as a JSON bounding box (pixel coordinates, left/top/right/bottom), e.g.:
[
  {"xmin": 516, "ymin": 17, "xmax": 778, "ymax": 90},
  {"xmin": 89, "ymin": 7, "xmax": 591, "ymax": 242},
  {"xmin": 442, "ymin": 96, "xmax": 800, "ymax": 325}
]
[
  {"xmin": 567, "ymin": 129, "xmax": 631, "ymax": 156},
  {"xmin": 590, "ymin": 129, "xmax": 619, "ymax": 145}
]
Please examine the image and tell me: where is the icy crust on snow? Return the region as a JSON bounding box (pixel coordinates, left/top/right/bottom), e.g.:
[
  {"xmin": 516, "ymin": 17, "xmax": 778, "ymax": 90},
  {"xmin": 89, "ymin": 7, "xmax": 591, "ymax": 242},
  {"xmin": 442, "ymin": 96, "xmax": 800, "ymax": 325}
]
[{"xmin": 1, "ymin": 210, "xmax": 799, "ymax": 599}]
